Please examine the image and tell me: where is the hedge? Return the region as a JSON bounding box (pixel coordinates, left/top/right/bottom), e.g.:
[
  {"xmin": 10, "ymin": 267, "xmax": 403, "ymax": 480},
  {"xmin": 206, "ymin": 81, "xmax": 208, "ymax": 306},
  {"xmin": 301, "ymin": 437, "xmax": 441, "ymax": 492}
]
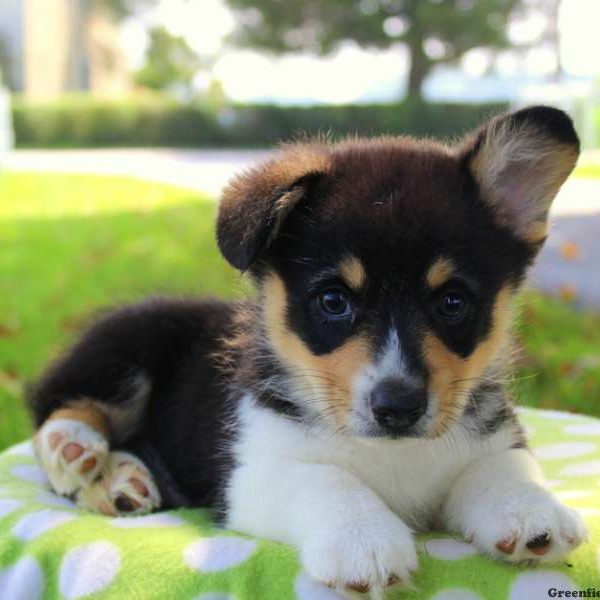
[{"xmin": 11, "ymin": 94, "xmax": 509, "ymax": 148}]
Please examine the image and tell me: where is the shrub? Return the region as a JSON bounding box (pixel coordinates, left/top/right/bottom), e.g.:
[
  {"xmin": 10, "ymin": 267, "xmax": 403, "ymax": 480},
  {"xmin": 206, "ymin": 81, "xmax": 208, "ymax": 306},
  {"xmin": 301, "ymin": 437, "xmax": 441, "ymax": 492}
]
[{"xmin": 11, "ymin": 94, "xmax": 508, "ymax": 148}]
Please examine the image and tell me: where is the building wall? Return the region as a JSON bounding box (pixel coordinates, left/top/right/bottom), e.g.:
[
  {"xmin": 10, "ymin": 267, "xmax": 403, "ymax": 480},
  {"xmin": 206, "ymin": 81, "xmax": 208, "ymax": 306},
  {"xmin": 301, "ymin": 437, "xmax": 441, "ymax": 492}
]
[
  {"xmin": 23, "ymin": 0, "xmax": 80, "ymax": 98},
  {"xmin": 86, "ymin": 8, "xmax": 131, "ymax": 97},
  {"xmin": 0, "ymin": 0, "xmax": 24, "ymax": 90},
  {"xmin": 1, "ymin": 0, "xmax": 130, "ymax": 99}
]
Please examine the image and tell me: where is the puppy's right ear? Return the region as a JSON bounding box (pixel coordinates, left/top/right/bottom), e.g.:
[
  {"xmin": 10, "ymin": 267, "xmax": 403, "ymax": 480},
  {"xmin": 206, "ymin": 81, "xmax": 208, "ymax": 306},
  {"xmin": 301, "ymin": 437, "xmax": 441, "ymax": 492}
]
[{"xmin": 217, "ymin": 145, "xmax": 331, "ymax": 271}]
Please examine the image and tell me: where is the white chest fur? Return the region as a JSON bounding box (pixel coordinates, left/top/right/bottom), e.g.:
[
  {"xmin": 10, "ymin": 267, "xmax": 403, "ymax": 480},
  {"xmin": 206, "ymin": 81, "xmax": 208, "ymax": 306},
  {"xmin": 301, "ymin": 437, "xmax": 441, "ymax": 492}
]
[{"xmin": 228, "ymin": 396, "xmax": 515, "ymax": 530}]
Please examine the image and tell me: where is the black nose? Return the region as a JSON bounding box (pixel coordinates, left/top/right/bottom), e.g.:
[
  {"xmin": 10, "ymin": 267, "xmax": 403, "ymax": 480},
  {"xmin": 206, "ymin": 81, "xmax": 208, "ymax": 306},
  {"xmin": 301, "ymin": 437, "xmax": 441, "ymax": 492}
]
[{"xmin": 370, "ymin": 379, "xmax": 427, "ymax": 434}]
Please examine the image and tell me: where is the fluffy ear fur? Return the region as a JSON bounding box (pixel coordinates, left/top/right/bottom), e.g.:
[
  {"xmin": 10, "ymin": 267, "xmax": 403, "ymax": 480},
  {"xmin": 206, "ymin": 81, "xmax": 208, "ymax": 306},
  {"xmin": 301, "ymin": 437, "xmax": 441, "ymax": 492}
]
[
  {"xmin": 217, "ymin": 144, "xmax": 331, "ymax": 271},
  {"xmin": 464, "ymin": 105, "xmax": 580, "ymax": 244}
]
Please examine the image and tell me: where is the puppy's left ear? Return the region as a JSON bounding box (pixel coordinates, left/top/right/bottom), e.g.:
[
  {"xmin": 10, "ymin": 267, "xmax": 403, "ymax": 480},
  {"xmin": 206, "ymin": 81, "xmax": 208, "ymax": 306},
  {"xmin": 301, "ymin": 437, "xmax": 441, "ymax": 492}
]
[
  {"xmin": 217, "ymin": 144, "xmax": 331, "ymax": 271},
  {"xmin": 463, "ymin": 106, "xmax": 579, "ymax": 244}
]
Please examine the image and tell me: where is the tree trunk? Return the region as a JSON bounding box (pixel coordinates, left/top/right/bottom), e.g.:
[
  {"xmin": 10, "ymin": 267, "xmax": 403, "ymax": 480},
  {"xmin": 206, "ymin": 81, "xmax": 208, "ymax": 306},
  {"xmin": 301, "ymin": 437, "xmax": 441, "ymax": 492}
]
[
  {"xmin": 404, "ymin": 0, "xmax": 430, "ymax": 99},
  {"xmin": 546, "ymin": 0, "xmax": 563, "ymax": 82},
  {"xmin": 407, "ymin": 44, "xmax": 429, "ymax": 98}
]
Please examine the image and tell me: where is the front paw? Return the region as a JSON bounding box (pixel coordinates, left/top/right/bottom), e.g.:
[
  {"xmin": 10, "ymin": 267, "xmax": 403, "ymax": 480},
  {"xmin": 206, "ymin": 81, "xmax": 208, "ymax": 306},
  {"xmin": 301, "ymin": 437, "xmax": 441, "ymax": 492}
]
[
  {"xmin": 300, "ymin": 512, "xmax": 418, "ymax": 596},
  {"xmin": 464, "ymin": 482, "xmax": 588, "ymax": 564}
]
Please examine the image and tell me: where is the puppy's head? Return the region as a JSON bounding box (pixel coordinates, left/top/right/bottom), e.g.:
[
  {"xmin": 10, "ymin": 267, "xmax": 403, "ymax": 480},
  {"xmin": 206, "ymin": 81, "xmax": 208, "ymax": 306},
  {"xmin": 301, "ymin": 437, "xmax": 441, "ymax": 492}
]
[{"xmin": 218, "ymin": 106, "xmax": 579, "ymax": 438}]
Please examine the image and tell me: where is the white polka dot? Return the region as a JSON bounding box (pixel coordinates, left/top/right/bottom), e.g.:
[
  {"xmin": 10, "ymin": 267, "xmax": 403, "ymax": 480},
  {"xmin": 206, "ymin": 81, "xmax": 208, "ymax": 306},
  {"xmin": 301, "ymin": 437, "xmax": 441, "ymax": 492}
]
[
  {"xmin": 560, "ymin": 460, "xmax": 600, "ymax": 477},
  {"xmin": 295, "ymin": 573, "xmax": 347, "ymax": 600},
  {"xmin": 432, "ymin": 589, "xmax": 484, "ymax": 600},
  {"xmin": 12, "ymin": 510, "xmax": 75, "ymax": 541},
  {"xmin": 565, "ymin": 422, "xmax": 600, "ymax": 436},
  {"xmin": 60, "ymin": 541, "xmax": 121, "ymax": 600},
  {"xmin": 110, "ymin": 513, "xmax": 185, "ymax": 528},
  {"xmin": 0, "ymin": 556, "xmax": 44, "ymax": 600},
  {"xmin": 184, "ymin": 537, "xmax": 257, "ymax": 572},
  {"xmin": 36, "ymin": 492, "xmax": 76, "ymax": 509},
  {"xmin": 0, "ymin": 499, "xmax": 22, "ymax": 518},
  {"xmin": 509, "ymin": 571, "xmax": 578, "ymax": 600},
  {"xmin": 423, "ymin": 538, "xmax": 477, "ymax": 560},
  {"xmin": 6, "ymin": 441, "xmax": 35, "ymax": 457},
  {"xmin": 536, "ymin": 409, "xmax": 584, "ymax": 421},
  {"xmin": 11, "ymin": 464, "xmax": 49, "ymax": 485},
  {"xmin": 535, "ymin": 442, "xmax": 597, "ymax": 460}
]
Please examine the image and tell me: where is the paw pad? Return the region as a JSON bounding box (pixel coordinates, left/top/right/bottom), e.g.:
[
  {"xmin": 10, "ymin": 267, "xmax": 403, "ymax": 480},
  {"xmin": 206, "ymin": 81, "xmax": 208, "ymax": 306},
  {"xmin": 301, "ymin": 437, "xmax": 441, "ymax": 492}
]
[
  {"xmin": 496, "ymin": 538, "xmax": 517, "ymax": 555},
  {"xmin": 77, "ymin": 452, "xmax": 161, "ymax": 516},
  {"xmin": 35, "ymin": 419, "xmax": 109, "ymax": 495},
  {"xmin": 525, "ymin": 533, "xmax": 551, "ymax": 555},
  {"xmin": 347, "ymin": 581, "xmax": 369, "ymax": 593}
]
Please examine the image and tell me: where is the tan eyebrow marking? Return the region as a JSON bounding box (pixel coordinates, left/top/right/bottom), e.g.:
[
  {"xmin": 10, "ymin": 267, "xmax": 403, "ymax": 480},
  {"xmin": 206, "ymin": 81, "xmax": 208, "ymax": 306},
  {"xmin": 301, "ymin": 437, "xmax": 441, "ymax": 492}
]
[
  {"xmin": 426, "ymin": 257, "xmax": 455, "ymax": 289},
  {"xmin": 339, "ymin": 256, "xmax": 366, "ymax": 291}
]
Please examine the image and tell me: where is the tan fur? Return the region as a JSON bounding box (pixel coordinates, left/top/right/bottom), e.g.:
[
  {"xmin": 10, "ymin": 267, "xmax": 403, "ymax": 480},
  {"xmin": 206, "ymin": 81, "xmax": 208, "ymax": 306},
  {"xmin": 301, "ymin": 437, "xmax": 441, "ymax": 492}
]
[
  {"xmin": 221, "ymin": 144, "xmax": 332, "ymax": 217},
  {"xmin": 48, "ymin": 400, "xmax": 110, "ymax": 439},
  {"xmin": 263, "ymin": 273, "xmax": 369, "ymax": 428},
  {"xmin": 339, "ymin": 256, "xmax": 366, "ymax": 291},
  {"xmin": 214, "ymin": 303, "xmax": 255, "ymax": 372},
  {"xmin": 426, "ymin": 258, "xmax": 455, "ymax": 289},
  {"xmin": 424, "ymin": 286, "xmax": 514, "ymax": 435},
  {"xmin": 522, "ymin": 220, "xmax": 549, "ymax": 245}
]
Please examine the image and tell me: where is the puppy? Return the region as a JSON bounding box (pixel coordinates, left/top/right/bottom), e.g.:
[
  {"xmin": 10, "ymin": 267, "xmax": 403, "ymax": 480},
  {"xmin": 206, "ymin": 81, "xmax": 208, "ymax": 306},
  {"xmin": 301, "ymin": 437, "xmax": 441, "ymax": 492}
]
[{"xmin": 30, "ymin": 106, "xmax": 588, "ymax": 595}]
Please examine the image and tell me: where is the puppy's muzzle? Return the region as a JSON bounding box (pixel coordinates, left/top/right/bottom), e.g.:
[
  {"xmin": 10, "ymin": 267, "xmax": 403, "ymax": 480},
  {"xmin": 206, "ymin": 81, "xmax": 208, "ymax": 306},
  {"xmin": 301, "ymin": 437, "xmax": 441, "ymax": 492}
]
[{"xmin": 369, "ymin": 378, "xmax": 427, "ymax": 435}]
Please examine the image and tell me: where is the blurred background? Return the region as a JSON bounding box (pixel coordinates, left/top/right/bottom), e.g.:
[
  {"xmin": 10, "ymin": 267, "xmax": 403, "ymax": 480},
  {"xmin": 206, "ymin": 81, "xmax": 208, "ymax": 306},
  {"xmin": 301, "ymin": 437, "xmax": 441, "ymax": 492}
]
[{"xmin": 0, "ymin": 0, "xmax": 598, "ymax": 450}]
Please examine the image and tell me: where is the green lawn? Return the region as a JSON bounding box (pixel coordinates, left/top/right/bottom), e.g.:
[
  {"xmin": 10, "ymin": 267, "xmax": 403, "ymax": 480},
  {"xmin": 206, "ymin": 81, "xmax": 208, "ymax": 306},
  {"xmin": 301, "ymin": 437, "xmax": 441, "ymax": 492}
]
[
  {"xmin": 1, "ymin": 172, "xmax": 599, "ymax": 451},
  {"xmin": 574, "ymin": 163, "xmax": 600, "ymax": 179}
]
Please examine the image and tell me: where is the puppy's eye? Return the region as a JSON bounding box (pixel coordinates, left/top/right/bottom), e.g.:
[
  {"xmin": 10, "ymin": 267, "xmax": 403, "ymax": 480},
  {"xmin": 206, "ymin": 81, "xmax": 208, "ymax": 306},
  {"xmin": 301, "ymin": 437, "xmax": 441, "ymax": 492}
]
[
  {"xmin": 436, "ymin": 290, "xmax": 468, "ymax": 322},
  {"xmin": 318, "ymin": 289, "xmax": 352, "ymax": 318}
]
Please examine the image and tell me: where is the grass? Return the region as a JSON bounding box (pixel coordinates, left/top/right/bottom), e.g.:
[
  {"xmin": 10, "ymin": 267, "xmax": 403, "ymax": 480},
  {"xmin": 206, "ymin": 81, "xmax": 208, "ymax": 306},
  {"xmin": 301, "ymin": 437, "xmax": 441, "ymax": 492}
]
[
  {"xmin": 574, "ymin": 163, "xmax": 600, "ymax": 179},
  {"xmin": 514, "ymin": 293, "xmax": 600, "ymax": 417},
  {"xmin": 1, "ymin": 172, "xmax": 599, "ymax": 451},
  {"xmin": 0, "ymin": 172, "xmax": 242, "ymax": 450}
]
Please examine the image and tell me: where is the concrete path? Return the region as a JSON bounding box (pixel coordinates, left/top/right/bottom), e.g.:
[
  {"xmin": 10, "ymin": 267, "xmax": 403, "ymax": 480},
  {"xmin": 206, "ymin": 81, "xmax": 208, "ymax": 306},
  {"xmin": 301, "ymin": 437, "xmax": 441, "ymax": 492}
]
[
  {"xmin": 3, "ymin": 149, "xmax": 272, "ymax": 198},
  {"xmin": 4, "ymin": 148, "xmax": 600, "ymax": 310}
]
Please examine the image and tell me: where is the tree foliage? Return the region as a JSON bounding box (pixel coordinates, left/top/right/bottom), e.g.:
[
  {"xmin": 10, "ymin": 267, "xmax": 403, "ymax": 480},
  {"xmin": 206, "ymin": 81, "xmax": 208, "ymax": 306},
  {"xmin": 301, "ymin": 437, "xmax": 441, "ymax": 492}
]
[
  {"xmin": 135, "ymin": 26, "xmax": 202, "ymax": 96},
  {"xmin": 89, "ymin": 0, "xmax": 158, "ymax": 19},
  {"xmin": 224, "ymin": 0, "xmax": 518, "ymax": 97}
]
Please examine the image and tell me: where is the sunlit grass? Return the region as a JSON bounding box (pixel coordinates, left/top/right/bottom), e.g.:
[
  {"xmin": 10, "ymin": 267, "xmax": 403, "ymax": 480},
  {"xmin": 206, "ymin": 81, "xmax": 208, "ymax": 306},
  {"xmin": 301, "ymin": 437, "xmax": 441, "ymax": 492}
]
[
  {"xmin": 574, "ymin": 163, "xmax": 600, "ymax": 179},
  {"xmin": 0, "ymin": 172, "xmax": 598, "ymax": 451},
  {"xmin": 0, "ymin": 172, "xmax": 241, "ymax": 449}
]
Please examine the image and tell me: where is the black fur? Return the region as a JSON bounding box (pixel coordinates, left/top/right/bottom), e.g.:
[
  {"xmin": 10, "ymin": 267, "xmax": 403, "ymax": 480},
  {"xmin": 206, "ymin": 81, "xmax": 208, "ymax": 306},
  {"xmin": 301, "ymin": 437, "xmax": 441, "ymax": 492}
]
[{"xmin": 30, "ymin": 298, "xmax": 240, "ymax": 514}]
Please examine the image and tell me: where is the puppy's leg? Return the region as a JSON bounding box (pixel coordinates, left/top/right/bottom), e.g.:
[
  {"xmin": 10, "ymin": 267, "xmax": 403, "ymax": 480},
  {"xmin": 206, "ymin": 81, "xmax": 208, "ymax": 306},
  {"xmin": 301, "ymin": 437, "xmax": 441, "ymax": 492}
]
[
  {"xmin": 77, "ymin": 451, "xmax": 161, "ymax": 516},
  {"xmin": 443, "ymin": 449, "xmax": 588, "ymax": 564},
  {"xmin": 34, "ymin": 402, "xmax": 110, "ymax": 495},
  {"xmin": 36, "ymin": 408, "xmax": 161, "ymax": 516},
  {"xmin": 227, "ymin": 460, "xmax": 417, "ymax": 595}
]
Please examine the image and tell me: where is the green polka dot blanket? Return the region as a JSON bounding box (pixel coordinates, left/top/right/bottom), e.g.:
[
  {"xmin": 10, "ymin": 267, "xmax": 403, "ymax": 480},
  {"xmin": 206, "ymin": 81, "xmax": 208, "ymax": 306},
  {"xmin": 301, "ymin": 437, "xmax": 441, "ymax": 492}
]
[{"xmin": 0, "ymin": 408, "xmax": 599, "ymax": 600}]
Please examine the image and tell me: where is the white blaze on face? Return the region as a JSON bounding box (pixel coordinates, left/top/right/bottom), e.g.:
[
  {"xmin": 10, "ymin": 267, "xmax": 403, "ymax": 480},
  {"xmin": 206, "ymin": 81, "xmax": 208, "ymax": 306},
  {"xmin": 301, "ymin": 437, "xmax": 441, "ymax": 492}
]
[
  {"xmin": 377, "ymin": 329, "xmax": 405, "ymax": 379},
  {"xmin": 350, "ymin": 328, "xmax": 409, "ymax": 428}
]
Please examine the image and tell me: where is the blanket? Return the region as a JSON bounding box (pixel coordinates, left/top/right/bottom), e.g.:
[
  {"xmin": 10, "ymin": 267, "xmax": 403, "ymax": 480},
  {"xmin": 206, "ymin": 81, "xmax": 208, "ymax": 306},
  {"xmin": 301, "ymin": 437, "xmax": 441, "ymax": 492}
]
[{"xmin": 0, "ymin": 407, "xmax": 598, "ymax": 599}]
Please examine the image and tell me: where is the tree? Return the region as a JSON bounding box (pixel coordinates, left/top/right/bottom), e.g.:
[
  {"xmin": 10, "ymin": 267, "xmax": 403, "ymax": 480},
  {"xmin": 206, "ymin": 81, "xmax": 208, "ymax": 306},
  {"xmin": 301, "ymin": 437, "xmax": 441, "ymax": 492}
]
[
  {"xmin": 509, "ymin": 0, "xmax": 563, "ymax": 81},
  {"xmin": 88, "ymin": 0, "xmax": 158, "ymax": 19},
  {"xmin": 224, "ymin": 0, "xmax": 519, "ymax": 98},
  {"xmin": 135, "ymin": 26, "xmax": 203, "ymax": 96}
]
